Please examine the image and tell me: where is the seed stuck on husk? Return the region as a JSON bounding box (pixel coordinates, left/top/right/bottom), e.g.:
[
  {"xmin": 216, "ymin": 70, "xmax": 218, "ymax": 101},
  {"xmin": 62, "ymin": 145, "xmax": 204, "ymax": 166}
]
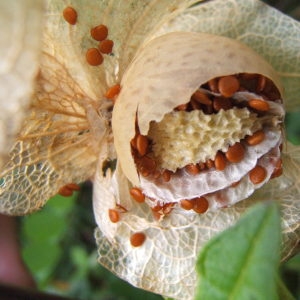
[
  {"xmin": 130, "ymin": 232, "xmax": 146, "ymax": 247},
  {"xmin": 63, "ymin": 7, "xmax": 78, "ymax": 25}
]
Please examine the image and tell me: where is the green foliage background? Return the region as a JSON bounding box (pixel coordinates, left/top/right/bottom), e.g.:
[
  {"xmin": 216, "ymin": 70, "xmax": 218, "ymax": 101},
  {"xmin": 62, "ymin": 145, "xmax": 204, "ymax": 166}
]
[{"xmin": 20, "ymin": 1, "xmax": 300, "ymax": 299}]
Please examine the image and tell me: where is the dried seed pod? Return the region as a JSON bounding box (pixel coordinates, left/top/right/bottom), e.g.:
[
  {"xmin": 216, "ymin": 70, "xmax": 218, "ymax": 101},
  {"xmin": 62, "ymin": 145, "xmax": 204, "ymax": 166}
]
[{"xmin": 112, "ymin": 32, "xmax": 284, "ymax": 213}]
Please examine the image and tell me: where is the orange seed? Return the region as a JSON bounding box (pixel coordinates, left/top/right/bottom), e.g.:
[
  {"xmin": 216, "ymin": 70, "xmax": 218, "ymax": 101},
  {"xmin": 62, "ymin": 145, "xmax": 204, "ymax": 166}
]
[
  {"xmin": 90, "ymin": 24, "xmax": 108, "ymax": 41},
  {"xmin": 193, "ymin": 197, "xmax": 209, "ymax": 214},
  {"xmin": 225, "ymin": 143, "xmax": 245, "ymax": 163},
  {"xmin": 162, "ymin": 170, "xmax": 172, "ymax": 182},
  {"xmin": 63, "ymin": 7, "xmax": 77, "ymax": 25},
  {"xmin": 208, "ymin": 78, "xmax": 219, "ymax": 93},
  {"xmin": 257, "ymin": 75, "xmax": 266, "ymax": 92},
  {"xmin": 206, "ymin": 159, "xmax": 215, "ymax": 169},
  {"xmin": 249, "ymin": 165, "xmax": 267, "ymax": 184},
  {"xmin": 99, "ymin": 39, "xmax": 114, "ymax": 54},
  {"xmin": 58, "ymin": 186, "xmax": 73, "ymax": 197},
  {"xmin": 185, "ymin": 164, "xmax": 200, "ymax": 175},
  {"xmin": 86, "ymin": 48, "xmax": 103, "ymax": 66},
  {"xmin": 130, "ymin": 232, "xmax": 146, "ymax": 247},
  {"xmin": 137, "ymin": 156, "xmax": 156, "ymax": 175},
  {"xmin": 108, "ymin": 209, "xmax": 120, "ymax": 223},
  {"xmin": 213, "ymin": 97, "xmax": 233, "ymax": 111},
  {"xmin": 218, "ymin": 75, "xmax": 240, "ymax": 97},
  {"xmin": 175, "ymin": 103, "xmax": 188, "ymax": 111},
  {"xmin": 246, "ymin": 130, "xmax": 265, "ymax": 146},
  {"xmin": 191, "ymin": 90, "xmax": 212, "ymax": 105},
  {"xmin": 105, "ymin": 84, "xmax": 121, "ymax": 100},
  {"xmin": 136, "ymin": 134, "xmax": 149, "ymax": 156},
  {"xmin": 215, "ymin": 152, "xmax": 226, "ymax": 171},
  {"xmin": 130, "ymin": 187, "xmax": 145, "ymax": 203},
  {"xmin": 248, "ymin": 99, "xmax": 270, "ymax": 111},
  {"xmin": 180, "ymin": 199, "xmax": 194, "ymax": 210}
]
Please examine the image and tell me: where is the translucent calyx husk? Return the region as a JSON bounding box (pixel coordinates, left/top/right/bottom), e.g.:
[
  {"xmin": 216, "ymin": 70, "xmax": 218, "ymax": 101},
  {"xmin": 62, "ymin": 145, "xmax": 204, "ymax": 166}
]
[{"xmin": 93, "ymin": 32, "xmax": 299, "ymax": 300}]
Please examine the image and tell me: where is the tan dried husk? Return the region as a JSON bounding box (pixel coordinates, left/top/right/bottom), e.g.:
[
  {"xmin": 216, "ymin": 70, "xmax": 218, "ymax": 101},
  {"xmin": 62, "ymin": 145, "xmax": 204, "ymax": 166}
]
[
  {"xmin": 0, "ymin": 0, "xmax": 44, "ymax": 169},
  {"xmin": 0, "ymin": 0, "xmax": 299, "ymax": 299},
  {"xmin": 113, "ymin": 32, "xmax": 283, "ymax": 186},
  {"xmin": 0, "ymin": 0, "xmax": 198, "ymax": 215}
]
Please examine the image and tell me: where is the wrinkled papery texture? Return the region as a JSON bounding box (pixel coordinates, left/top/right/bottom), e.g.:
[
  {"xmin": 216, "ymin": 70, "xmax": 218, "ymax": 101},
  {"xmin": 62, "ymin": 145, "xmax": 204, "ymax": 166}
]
[
  {"xmin": 94, "ymin": 146, "xmax": 300, "ymax": 300},
  {"xmin": 155, "ymin": 0, "xmax": 300, "ymax": 112},
  {"xmin": 0, "ymin": 0, "xmax": 299, "ymax": 300},
  {"xmin": 95, "ymin": 3, "xmax": 300, "ymax": 300},
  {"xmin": 0, "ymin": 0, "xmax": 44, "ymax": 169},
  {"xmin": 0, "ymin": 0, "xmax": 199, "ymax": 215}
]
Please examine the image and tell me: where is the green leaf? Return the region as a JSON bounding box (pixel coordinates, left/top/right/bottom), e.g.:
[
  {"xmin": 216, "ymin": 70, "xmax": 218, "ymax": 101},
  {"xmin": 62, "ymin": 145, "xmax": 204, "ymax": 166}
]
[{"xmin": 195, "ymin": 202, "xmax": 281, "ymax": 300}]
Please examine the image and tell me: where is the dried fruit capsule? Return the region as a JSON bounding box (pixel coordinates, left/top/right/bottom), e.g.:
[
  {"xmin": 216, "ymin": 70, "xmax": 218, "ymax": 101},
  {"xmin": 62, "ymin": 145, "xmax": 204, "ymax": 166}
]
[
  {"xmin": 130, "ymin": 232, "xmax": 146, "ymax": 247},
  {"xmin": 90, "ymin": 24, "xmax": 108, "ymax": 41},
  {"xmin": 108, "ymin": 209, "xmax": 120, "ymax": 223},
  {"xmin": 112, "ymin": 32, "xmax": 284, "ymax": 216},
  {"xmin": 63, "ymin": 7, "xmax": 77, "ymax": 25},
  {"xmin": 225, "ymin": 143, "xmax": 245, "ymax": 163},
  {"xmin": 130, "ymin": 187, "xmax": 145, "ymax": 203},
  {"xmin": 86, "ymin": 48, "xmax": 103, "ymax": 66},
  {"xmin": 249, "ymin": 165, "xmax": 267, "ymax": 184}
]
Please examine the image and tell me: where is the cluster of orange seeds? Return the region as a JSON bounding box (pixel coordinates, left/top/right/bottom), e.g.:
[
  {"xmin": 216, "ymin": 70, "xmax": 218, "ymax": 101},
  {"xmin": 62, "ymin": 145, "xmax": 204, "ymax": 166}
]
[
  {"xmin": 180, "ymin": 197, "xmax": 209, "ymax": 213},
  {"xmin": 131, "ymin": 73, "xmax": 282, "ymax": 184},
  {"xmin": 86, "ymin": 24, "xmax": 114, "ymax": 66},
  {"xmin": 129, "ymin": 73, "xmax": 283, "ymax": 214},
  {"xmin": 62, "ymin": 7, "xmax": 114, "ymax": 67}
]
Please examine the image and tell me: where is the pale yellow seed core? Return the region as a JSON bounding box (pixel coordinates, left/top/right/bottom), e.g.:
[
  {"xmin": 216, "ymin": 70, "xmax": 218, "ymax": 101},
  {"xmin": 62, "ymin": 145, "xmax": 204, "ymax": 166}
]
[{"xmin": 147, "ymin": 108, "xmax": 261, "ymax": 171}]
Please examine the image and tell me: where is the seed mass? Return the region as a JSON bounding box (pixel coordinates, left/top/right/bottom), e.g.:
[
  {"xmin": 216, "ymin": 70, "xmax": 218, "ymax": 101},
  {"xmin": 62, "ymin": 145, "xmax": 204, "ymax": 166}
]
[{"xmin": 130, "ymin": 73, "xmax": 283, "ymax": 214}]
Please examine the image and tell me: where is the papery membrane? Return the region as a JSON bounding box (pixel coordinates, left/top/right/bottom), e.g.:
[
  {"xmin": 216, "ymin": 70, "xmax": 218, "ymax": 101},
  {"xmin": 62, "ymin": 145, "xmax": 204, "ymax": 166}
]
[{"xmin": 93, "ymin": 144, "xmax": 300, "ymax": 300}]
